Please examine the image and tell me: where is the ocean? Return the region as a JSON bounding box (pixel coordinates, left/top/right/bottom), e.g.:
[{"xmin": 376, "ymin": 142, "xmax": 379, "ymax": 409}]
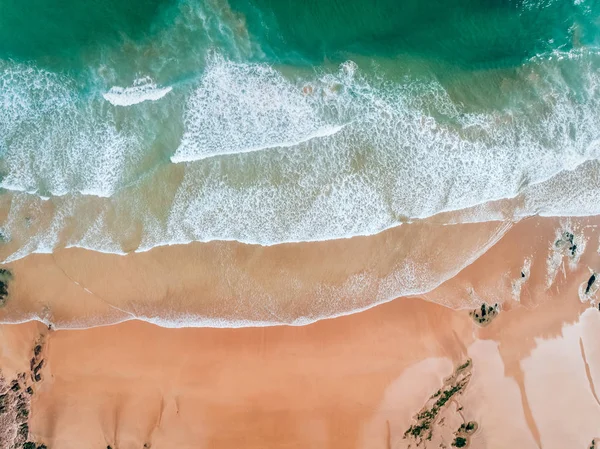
[{"xmin": 1, "ymin": 0, "xmax": 600, "ymax": 262}]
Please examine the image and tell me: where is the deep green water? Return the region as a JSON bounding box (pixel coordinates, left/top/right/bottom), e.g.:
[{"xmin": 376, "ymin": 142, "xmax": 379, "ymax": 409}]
[
  {"xmin": 230, "ymin": 0, "xmax": 599, "ymax": 67},
  {"xmin": 2, "ymin": 0, "xmax": 598, "ymax": 72},
  {"xmin": 1, "ymin": 0, "xmax": 600, "ymax": 262}
]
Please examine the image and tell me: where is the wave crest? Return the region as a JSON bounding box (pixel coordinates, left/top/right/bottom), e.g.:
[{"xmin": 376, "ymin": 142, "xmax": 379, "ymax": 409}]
[{"xmin": 103, "ymin": 77, "xmax": 173, "ymax": 106}]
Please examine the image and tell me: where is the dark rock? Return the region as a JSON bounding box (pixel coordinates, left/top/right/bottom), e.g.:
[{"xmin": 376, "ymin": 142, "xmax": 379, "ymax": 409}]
[
  {"xmin": 33, "ymin": 360, "xmax": 44, "ymax": 374},
  {"xmin": 585, "ymin": 274, "xmax": 596, "ymax": 295},
  {"xmin": 453, "ymin": 436, "xmax": 467, "ymax": 447},
  {"xmin": 16, "ymin": 394, "xmax": 27, "ymax": 410},
  {"xmin": 0, "ymin": 268, "xmax": 12, "ymax": 305},
  {"xmin": 34, "ymin": 345, "xmax": 42, "ymax": 356},
  {"xmin": 19, "ymin": 422, "xmax": 29, "ymax": 439},
  {"xmin": 26, "ymin": 387, "xmax": 34, "ymax": 395}
]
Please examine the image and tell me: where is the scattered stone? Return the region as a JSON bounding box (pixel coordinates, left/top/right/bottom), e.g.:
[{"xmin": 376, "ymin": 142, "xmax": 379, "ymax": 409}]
[
  {"xmin": 0, "ymin": 268, "xmax": 12, "ymax": 307},
  {"xmin": 586, "ymin": 274, "xmax": 596, "ymax": 295},
  {"xmin": 547, "ymin": 228, "xmax": 587, "ymax": 288},
  {"xmin": 452, "ymin": 421, "xmax": 479, "ymax": 448},
  {"xmin": 29, "ymin": 341, "xmax": 45, "ymax": 384},
  {"xmin": 0, "ymin": 338, "xmax": 47, "ymax": 449},
  {"xmin": 578, "ymin": 270, "xmax": 599, "ymax": 305},
  {"xmin": 452, "ymin": 437, "xmax": 467, "ymax": 448},
  {"xmin": 469, "ymin": 303, "xmax": 499, "ymax": 326},
  {"xmin": 33, "ymin": 361, "xmax": 44, "ymax": 376},
  {"xmin": 512, "ymin": 258, "xmax": 532, "ymax": 302},
  {"xmin": 403, "ymin": 360, "xmax": 473, "ymax": 446},
  {"xmin": 557, "ymin": 231, "xmax": 574, "ymax": 248},
  {"xmin": 18, "ymin": 423, "xmax": 28, "ymax": 439},
  {"xmin": 0, "ymin": 394, "xmax": 7, "ymax": 414}
]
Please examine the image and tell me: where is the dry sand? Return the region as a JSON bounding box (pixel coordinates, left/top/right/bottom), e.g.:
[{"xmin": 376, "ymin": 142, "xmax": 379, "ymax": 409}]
[{"xmin": 0, "ymin": 215, "xmax": 599, "ymax": 448}]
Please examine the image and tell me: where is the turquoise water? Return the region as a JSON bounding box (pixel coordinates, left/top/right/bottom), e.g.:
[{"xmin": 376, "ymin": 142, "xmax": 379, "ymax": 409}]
[
  {"xmin": 1, "ymin": 0, "xmax": 600, "ymax": 261},
  {"xmin": 230, "ymin": 0, "xmax": 597, "ymax": 67}
]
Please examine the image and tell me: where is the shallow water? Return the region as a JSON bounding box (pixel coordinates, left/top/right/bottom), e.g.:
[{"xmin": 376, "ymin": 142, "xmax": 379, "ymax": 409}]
[{"xmin": 1, "ymin": 0, "xmax": 600, "ymax": 261}]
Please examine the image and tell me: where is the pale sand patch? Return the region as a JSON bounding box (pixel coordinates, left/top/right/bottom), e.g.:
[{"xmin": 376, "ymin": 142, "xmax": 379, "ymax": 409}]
[
  {"xmin": 463, "ymin": 340, "xmax": 539, "ymax": 449},
  {"xmin": 580, "ymin": 308, "xmax": 600, "ymax": 396},
  {"xmin": 521, "ymin": 313, "xmax": 600, "ymax": 449}
]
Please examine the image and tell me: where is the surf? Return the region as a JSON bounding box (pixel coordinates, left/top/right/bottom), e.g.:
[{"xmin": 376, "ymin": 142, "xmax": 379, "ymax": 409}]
[{"xmin": 103, "ymin": 77, "xmax": 173, "ymax": 106}]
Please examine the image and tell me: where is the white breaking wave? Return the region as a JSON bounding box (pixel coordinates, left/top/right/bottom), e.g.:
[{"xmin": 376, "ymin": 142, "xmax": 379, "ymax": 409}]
[
  {"xmin": 172, "ymin": 55, "xmax": 343, "ymax": 162},
  {"xmin": 0, "ymin": 62, "xmax": 142, "ymax": 198},
  {"xmin": 103, "ymin": 77, "xmax": 173, "ymax": 106},
  {"xmin": 2, "ymin": 51, "xmax": 600, "ymax": 264},
  {"xmin": 171, "ymin": 123, "xmax": 347, "ymax": 162}
]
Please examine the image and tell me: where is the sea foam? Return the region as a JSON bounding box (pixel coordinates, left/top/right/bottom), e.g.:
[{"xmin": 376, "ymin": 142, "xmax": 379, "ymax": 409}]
[
  {"xmin": 172, "ymin": 56, "xmax": 342, "ymax": 162},
  {"xmin": 103, "ymin": 77, "xmax": 173, "ymax": 106},
  {"xmin": 2, "ymin": 52, "xmax": 600, "ymax": 263},
  {"xmin": 0, "ymin": 62, "xmax": 140, "ymax": 198}
]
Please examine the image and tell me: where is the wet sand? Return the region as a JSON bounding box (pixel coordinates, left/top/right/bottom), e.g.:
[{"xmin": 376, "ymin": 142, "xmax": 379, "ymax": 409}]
[{"xmin": 1, "ymin": 213, "xmax": 599, "ymax": 328}]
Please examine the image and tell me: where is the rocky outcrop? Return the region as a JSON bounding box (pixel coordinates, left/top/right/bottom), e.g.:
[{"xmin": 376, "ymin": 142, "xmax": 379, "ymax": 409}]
[
  {"xmin": 0, "ymin": 337, "xmax": 47, "ymax": 449},
  {"xmin": 470, "ymin": 303, "xmax": 499, "ymax": 326},
  {"xmin": 403, "ymin": 360, "xmax": 476, "ymax": 448},
  {"xmin": 0, "ymin": 269, "xmax": 13, "ymax": 307}
]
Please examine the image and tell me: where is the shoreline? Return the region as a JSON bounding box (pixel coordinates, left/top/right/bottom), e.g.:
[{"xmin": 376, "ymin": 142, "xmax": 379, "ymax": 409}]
[{"xmin": 1, "ymin": 214, "xmax": 599, "ymax": 329}]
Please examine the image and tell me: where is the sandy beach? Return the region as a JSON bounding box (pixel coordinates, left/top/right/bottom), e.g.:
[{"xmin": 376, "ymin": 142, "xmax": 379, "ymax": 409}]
[
  {"xmin": 2, "ymin": 0, "xmax": 600, "ymax": 446},
  {"xmin": 1, "ymin": 215, "xmax": 599, "ymax": 448}
]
